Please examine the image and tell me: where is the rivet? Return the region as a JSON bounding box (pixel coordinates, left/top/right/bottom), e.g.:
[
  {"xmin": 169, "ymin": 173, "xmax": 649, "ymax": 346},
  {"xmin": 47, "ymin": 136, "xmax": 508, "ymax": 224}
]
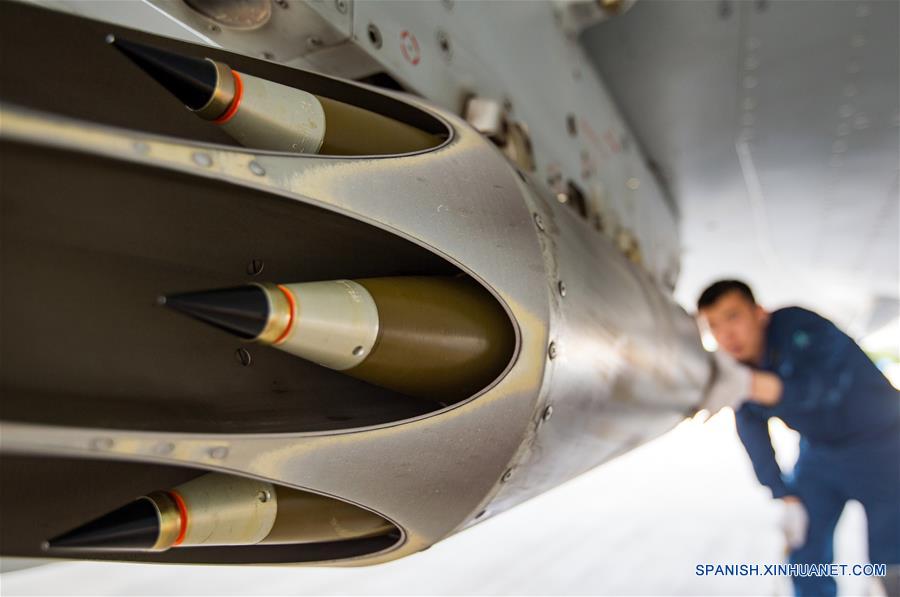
[
  {"xmin": 335, "ymin": 0, "xmax": 348, "ymax": 13},
  {"xmin": 248, "ymin": 160, "xmax": 266, "ymax": 176},
  {"xmin": 352, "ymin": 345, "xmax": 365, "ymax": 356},
  {"xmin": 566, "ymin": 113, "xmax": 578, "ymax": 137},
  {"xmin": 236, "ymin": 347, "xmax": 252, "ymax": 366},
  {"xmin": 90, "ymin": 437, "xmax": 114, "ymax": 451},
  {"xmin": 306, "ymin": 36, "xmax": 323, "ymax": 50},
  {"xmin": 542, "ymin": 405, "xmax": 554, "ymax": 422},
  {"xmin": 208, "ymin": 446, "xmax": 229, "ymax": 459},
  {"xmin": 533, "ymin": 213, "xmax": 545, "ymax": 231},
  {"xmin": 501, "ymin": 469, "xmax": 513, "ymax": 483},
  {"xmin": 475, "ymin": 509, "xmax": 487, "ymax": 519},
  {"xmin": 192, "ymin": 152, "xmax": 212, "ymax": 167},
  {"xmin": 556, "ymin": 192, "xmax": 568, "ymax": 203},
  {"xmin": 558, "ymin": 280, "xmax": 567, "ymax": 297},
  {"xmin": 246, "ymin": 259, "xmax": 265, "ymax": 276},
  {"xmin": 257, "ymin": 490, "xmax": 271, "ymax": 503},
  {"xmin": 548, "ymin": 341, "xmax": 558, "ymax": 359}
]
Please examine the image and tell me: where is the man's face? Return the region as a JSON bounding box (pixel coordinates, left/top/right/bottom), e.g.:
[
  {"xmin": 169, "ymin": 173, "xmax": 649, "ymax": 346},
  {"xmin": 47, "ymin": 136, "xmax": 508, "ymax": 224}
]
[{"xmin": 700, "ymin": 290, "xmax": 768, "ymax": 364}]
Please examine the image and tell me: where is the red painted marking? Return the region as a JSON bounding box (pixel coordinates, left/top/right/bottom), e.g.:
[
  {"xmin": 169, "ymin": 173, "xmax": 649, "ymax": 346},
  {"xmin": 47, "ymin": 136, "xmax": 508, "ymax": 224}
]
[
  {"xmin": 214, "ymin": 70, "xmax": 243, "ymax": 124},
  {"xmin": 273, "ymin": 284, "xmax": 296, "ymax": 345},
  {"xmin": 400, "ymin": 30, "xmax": 421, "ymax": 66},
  {"xmin": 168, "ymin": 490, "xmax": 189, "ymax": 547}
]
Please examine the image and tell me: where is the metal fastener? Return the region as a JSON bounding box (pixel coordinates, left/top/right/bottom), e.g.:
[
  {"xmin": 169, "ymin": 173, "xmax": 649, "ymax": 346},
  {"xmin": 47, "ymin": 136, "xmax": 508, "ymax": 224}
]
[
  {"xmin": 192, "ymin": 152, "xmax": 212, "ymax": 167},
  {"xmin": 533, "ymin": 213, "xmax": 545, "ymax": 231},
  {"xmin": 235, "ymin": 347, "xmax": 252, "ymax": 366},
  {"xmin": 542, "ymin": 405, "xmax": 554, "ymax": 422},
  {"xmin": 501, "ymin": 469, "xmax": 514, "ymax": 483},
  {"xmin": 257, "ymin": 490, "xmax": 271, "ymax": 503},
  {"xmin": 548, "ymin": 342, "xmax": 558, "ymax": 359},
  {"xmin": 367, "ymin": 24, "xmax": 382, "ymax": 49},
  {"xmin": 248, "ymin": 161, "xmax": 266, "ymax": 176},
  {"xmin": 246, "ymin": 259, "xmax": 264, "ymax": 276},
  {"xmin": 558, "ymin": 280, "xmax": 567, "ymax": 297},
  {"xmin": 335, "ymin": 0, "xmax": 348, "ymax": 13}
]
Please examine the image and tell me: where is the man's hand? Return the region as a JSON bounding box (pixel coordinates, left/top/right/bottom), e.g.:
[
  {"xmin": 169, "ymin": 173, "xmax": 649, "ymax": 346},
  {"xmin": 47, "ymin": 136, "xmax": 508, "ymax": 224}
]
[
  {"xmin": 700, "ymin": 350, "xmax": 753, "ymax": 417},
  {"xmin": 780, "ymin": 495, "xmax": 809, "ymax": 550}
]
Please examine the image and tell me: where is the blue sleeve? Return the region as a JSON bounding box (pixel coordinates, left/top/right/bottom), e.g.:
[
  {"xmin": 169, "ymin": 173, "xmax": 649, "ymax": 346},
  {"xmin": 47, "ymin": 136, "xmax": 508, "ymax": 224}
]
[{"xmin": 734, "ymin": 403, "xmax": 791, "ymax": 498}]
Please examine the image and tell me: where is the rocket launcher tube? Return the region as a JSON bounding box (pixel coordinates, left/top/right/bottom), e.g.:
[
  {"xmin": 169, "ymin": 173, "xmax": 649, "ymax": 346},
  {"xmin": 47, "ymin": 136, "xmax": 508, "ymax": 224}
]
[
  {"xmin": 110, "ymin": 36, "xmax": 439, "ymax": 155},
  {"xmin": 163, "ymin": 276, "xmax": 516, "ymax": 401},
  {"xmin": 47, "ymin": 473, "xmax": 394, "ymax": 552}
]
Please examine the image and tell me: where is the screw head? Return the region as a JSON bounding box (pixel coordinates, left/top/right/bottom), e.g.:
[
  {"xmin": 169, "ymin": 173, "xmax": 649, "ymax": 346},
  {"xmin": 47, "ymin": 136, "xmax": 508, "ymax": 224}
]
[
  {"xmin": 335, "ymin": 0, "xmax": 348, "ymax": 12},
  {"xmin": 501, "ymin": 469, "xmax": 514, "ymax": 483},
  {"xmin": 235, "ymin": 347, "xmax": 252, "ymax": 366},
  {"xmin": 257, "ymin": 490, "xmax": 271, "ymax": 503},
  {"xmin": 533, "ymin": 213, "xmax": 545, "ymax": 231},
  {"xmin": 249, "ymin": 160, "xmax": 266, "ymax": 176},
  {"xmin": 558, "ymin": 280, "xmax": 567, "ymax": 297},
  {"xmin": 542, "ymin": 405, "xmax": 554, "ymax": 422},
  {"xmin": 548, "ymin": 342, "xmax": 558, "ymax": 360},
  {"xmin": 246, "ymin": 259, "xmax": 264, "ymax": 276}
]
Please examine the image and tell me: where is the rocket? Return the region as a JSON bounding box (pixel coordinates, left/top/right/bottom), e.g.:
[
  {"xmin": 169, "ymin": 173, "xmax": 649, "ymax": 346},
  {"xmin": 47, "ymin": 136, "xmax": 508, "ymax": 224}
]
[
  {"xmin": 46, "ymin": 473, "xmax": 394, "ymax": 551},
  {"xmin": 108, "ymin": 36, "xmax": 440, "ymax": 155},
  {"xmin": 160, "ymin": 276, "xmax": 516, "ymax": 402}
]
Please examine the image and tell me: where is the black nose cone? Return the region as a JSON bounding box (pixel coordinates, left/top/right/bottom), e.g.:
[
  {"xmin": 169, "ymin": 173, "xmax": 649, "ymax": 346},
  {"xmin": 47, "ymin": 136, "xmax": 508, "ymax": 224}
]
[
  {"xmin": 47, "ymin": 498, "xmax": 161, "ymax": 551},
  {"xmin": 108, "ymin": 35, "xmax": 218, "ymax": 110},
  {"xmin": 160, "ymin": 285, "xmax": 270, "ymax": 340}
]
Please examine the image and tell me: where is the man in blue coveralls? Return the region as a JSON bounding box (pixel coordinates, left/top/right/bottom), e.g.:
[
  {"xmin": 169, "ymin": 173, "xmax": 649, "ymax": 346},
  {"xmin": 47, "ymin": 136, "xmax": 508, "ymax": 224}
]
[{"xmin": 696, "ymin": 280, "xmax": 899, "ymax": 597}]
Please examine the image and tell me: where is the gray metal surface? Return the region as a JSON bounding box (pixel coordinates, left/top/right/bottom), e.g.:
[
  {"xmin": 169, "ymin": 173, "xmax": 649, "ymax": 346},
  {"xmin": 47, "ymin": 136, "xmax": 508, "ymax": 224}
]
[{"xmin": 584, "ymin": 0, "xmax": 900, "ymax": 330}]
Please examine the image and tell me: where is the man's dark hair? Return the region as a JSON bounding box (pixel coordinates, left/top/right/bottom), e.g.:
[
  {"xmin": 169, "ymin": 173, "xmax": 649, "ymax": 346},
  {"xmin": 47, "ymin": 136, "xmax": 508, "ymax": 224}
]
[{"xmin": 697, "ymin": 279, "xmax": 756, "ymax": 310}]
